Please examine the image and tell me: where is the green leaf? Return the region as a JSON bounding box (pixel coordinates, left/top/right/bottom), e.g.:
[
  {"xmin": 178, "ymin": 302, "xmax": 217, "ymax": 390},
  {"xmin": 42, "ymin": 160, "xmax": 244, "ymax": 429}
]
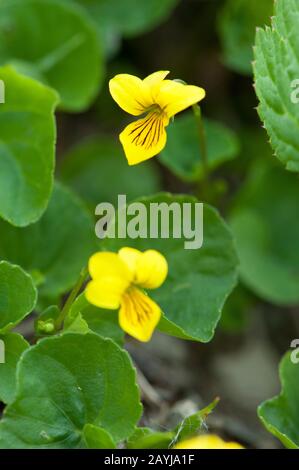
[
  {"xmin": 66, "ymin": 293, "xmax": 124, "ymax": 345},
  {"xmin": 64, "ymin": 312, "xmax": 90, "ymax": 335},
  {"xmin": 83, "ymin": 424, "xmax": 116, "ymax": 449},
  {"xmin": 103, "ymin": 193, "xmax": 238, "ymax": 343},
  {"xmin": 0, "ymin": 333, "xmax": 142, "ymax": 448},
  {"xmin": 0, "ymin": 65, "xmax": 58, "ymax": 227},
  {"xmin": 0, "ymin": 333, "xmax": 29, "ymax": 405},
  {"xmin": 218, "ymin": 0, "xmax": 272, "ymax": 75},
  {"xmin": 160, "ymin": 114, "xmax": 239, "ymax": 182},
  {"xmin": 230, "ymin": 160, "xmax": 299, "ymax": 305},
  {"xmin": 258, "ymin": 352, "xmax": 299, "ymax": 449},
  {"xmin": 82, "ymin": 309, "xmax": 124, "ymax": 345},
  {"xmin": 127, "ymin": 429, "xmax": 174, "ymax": 449},
  {"xmin": 0, "ymin": 182, "xmax": 97, "ymax": 300},
  {"xmin": 219, "ymin": 285, "xmax": 251, "ymax": 333},
  {"xmin": 67, "ymin": 0, "xmax": 179, "ymax": 38},
  {"xmin": 0, "ymin": 0, "xmax": 103, "ymax": 112},
  {"xmin": 173, "ymin": 398, "xmax": 219, "ymax": 444},
  {"xmin": 127, "ymin": 399, "xmax": 219, "ymax": 449},
  {"xmin": 254, "ymin": 0, "xmax": 299, "ymax": 172},
  {"xmin": 59, "ymin": 136, "xmax": 161, "ymax": 207},
  {"xmin": 0, "ymin": 261, "xmax": 37, "ymax": 334}
]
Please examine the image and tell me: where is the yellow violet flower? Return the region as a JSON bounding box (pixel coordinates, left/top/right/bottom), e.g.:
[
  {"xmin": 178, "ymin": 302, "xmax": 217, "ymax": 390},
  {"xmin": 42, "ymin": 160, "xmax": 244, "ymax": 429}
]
[
  {"xmin": 174, "ymin": 434, "xmax": 244, "ymax": 449},
  {"xmin": 85, "ymin": 248, "xmax": 168, "ymax": 342},
  {"xmin": 109, "ymin": 71, "xmax": 206, "ymax": 165}
]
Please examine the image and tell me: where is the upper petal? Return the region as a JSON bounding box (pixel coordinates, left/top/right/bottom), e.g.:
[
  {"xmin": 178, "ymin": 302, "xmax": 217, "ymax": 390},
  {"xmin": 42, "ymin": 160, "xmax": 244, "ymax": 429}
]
[
  {"xmin": 155, "ymin": 80, "xmax": 206, "ymax": 118},
  {"xmin": 119, "ymin": 287, "xmax": 161, "ymax": 342},
  {"xmin": 109, "ymin": 74, "xmax": 153, "ymax": 116},
  {"xmin": 143, "ymin": 70, "xmax": 170, "ymax": 90},
  {"xmin": 135, "ymin": 250, "xmax": 168, "ymax": 289},
  {"xmin": 120, "ymin": 111, "xmax": 168, "ymax": 165},
  {"xmin": 118, "ymin": 247, "xmax": 142, "ymax": 276}
]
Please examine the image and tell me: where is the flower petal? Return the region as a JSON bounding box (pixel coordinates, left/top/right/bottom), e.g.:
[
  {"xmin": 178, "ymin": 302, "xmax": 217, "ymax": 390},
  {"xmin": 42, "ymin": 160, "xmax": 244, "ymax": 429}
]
[
  {"xmin": 143, "ymin": 70, "xmax": 170, "ymax": 90},
  {"xmin": 85, "ymin": 278, "xmax": 127, "ymax": 310},
  {"xmin": 86, "ymin": 252, "xmax": 132, "ymax": 309},
  {"xmin": 135, "ymin": 250, "xmax": 168, "ymax": 289},
  {"xmin": 119, "ymin": 248, "xmax": 168, "ymax": 289},
  {"xmin": 88, "ymin": 252, "xmax": 132, "ymax": 282},
  {"xmin": 109, "ymin": 74, "xmax": 153, "ymax": 116},
  {"xmin": 120, "ymin": 111, "xmax": 168, "ymax": 165},
  {"xmin": 119, "ymin": 287, "xmax": 161, "ymax": 342},
  {"xmin": 174, "ymin": 435, "xmax": 244, "ymax": 449},
  {"xmin": 118, "ymin": 247, "xmax": 142, "ymax": 276},
  {"xmin": 155, "ymin": 80, "xmax": 206, "ymax": 118}
]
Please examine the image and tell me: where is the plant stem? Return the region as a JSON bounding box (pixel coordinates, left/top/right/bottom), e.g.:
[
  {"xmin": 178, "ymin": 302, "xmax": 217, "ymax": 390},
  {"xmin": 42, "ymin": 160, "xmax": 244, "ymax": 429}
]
[
  {"xmin": 55, "ymin": 266, "xmax": 88, "ymax": 330},
  {"xmin": 192, "ymin": 104, "xmax": 209, "ymax": 197}
]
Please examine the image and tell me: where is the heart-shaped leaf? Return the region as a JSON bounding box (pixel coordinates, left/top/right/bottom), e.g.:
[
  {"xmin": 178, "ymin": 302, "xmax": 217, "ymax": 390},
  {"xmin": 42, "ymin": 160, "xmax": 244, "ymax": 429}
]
[
  {"xmin": 0, "ymin": 333, "xmax": 142, "ymax": 448},
  {"xmin": 0, "ymin": 0, "xmax": 103, "ymax": 112},
  {"xmin": 160, "ymin": 113, "xmax": 239, "ymax": 182},
  {"xmin": 0, "ymin": 261, "xmax": 37, "ymax": 334},
  {"xmin": 258, "ymin": 351, "xmax": 299, "ymax": 449},
  {"xmin": 0, "ymin": 66, "xmax": 58, "ymax": 227}
]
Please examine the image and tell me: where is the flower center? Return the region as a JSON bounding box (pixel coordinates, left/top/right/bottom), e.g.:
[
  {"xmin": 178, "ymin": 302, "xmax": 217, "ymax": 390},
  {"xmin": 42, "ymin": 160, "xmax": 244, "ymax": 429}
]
[{"xmin": 129, "ymin": 109, "xmax": 166, "ymax": 149}]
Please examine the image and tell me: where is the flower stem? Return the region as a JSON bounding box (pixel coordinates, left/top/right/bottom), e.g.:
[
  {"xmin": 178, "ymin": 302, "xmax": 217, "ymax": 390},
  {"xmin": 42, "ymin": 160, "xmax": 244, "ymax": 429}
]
[
  {"xmin": 55, "ymin": 266, "xmax": 88, "ymax": 330},
  {"xmin": 192, "ymin": 104, "xmax": 209, "ymax": 196}
]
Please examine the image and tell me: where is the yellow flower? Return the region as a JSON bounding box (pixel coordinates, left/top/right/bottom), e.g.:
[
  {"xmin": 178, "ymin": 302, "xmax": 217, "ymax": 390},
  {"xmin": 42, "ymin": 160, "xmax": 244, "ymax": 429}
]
[
  {"xmin": 109, "ymin": 71, "xmax": 206, "ymax": 165},
  {"xmin": 174, "ymin": 434, "xmax": 244, "ymax": 449},
  {"xmin": 85, "ymin": 248, "xmax": 168, "ymax": 342}
]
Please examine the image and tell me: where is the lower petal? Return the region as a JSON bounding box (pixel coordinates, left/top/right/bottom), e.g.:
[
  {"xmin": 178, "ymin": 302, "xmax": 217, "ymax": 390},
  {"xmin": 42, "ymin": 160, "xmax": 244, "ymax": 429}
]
[
  {"xmin": 120, "ymin": 112, "xmax": 168, "ymax": 165},
  {"xmin": 119, "ymin": 288, "xmax": 161, "ymax": 342}
]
